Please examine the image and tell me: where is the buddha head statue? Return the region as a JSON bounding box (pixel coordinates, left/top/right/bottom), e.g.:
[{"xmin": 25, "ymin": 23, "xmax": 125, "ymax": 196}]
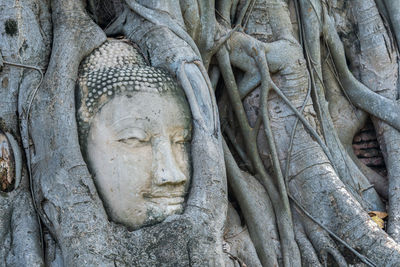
[{"xmin": 76, "ymin": 39, "xmax": 192, "ymax": 230}]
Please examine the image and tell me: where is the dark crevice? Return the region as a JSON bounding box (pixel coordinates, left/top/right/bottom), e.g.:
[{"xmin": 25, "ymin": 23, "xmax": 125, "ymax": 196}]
[{"xmin": 352, "ymin": 118, "xmax": 387, "ymax": 177}]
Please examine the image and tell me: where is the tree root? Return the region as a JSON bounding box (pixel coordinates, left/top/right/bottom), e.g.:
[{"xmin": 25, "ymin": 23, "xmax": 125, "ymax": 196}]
[
  {"xmin": 124, "ymin": 0, "xmax": 201, "ymax": 58},
  {"xmin": 294, "ymin": 208, "xmax": 348, "ymax": 267},
  {"xmin": 217, "ymin": 45, "xmax": 301, "ymax": 267},
  {"xmin": 293, "ymin": 209, "xmax": 323, "ymax": 267},
  {"xmin": 223, "ymin": 139, "xmax": 279, "ymax": 267},
  {"xmin": 382, "ymin": 0, "xmax": 400, "ymax": 52},
  {"xmin": 239, "ymin": 4, "xmax": 400, "ymax": 264},
  {"xmin": 24, "ymin": 0, "xmax": 111, "ymax": 265}
]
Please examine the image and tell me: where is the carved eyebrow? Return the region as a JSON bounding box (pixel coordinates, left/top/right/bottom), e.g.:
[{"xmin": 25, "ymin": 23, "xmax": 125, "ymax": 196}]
[
  {"xmin": 111, "ymin": 116, "xmax": 150, "ymax": 131},
  {"xmin": 110, "ymin": 116, "xmax": 151, "ymax": 139},
  {"xmin": 110, "ymin": 116, "xmax": 140, "ymax": 128}
]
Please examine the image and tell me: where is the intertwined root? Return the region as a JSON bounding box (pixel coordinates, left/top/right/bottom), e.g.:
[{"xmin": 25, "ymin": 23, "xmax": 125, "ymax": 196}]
[
  {"xmin": 220, "ymin": 2, "xmax": 400, "ymax": 262},
  {"xmin": 16, "ymin": 0, "xmax": 400, "ymax": 265}
]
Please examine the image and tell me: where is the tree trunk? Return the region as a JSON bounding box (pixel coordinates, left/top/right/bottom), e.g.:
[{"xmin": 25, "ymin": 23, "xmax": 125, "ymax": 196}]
[{"xmin": 1, "ymin": 0, "xmax": 400, "ymax": 266}]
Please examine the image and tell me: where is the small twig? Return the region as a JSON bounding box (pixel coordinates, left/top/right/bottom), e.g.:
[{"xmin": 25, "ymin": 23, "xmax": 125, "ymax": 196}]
[
  {"xmin": 1, "ymin": 60, "xmax": 45, "ymax": 129},
  {"xmin": 222, "ymin": 245, "xmax": 248, "ymax": 267},
  {"xmin": 235, "ymin": 0, "xmax": 251, "ymax": 27},
  {"xmin": 269, "ymin": 80, "xmax": 334, "ymax": 163},
  {"xmin": 294, "ymin": 0, "xmax": 303, "ymax": 47},
  {"xmin": 242, "ymin": 0, "xmax": 256, "ymax": 29},
  {"xmin": 224, "ymin": 225, "xmax": 248, "ymax": 240},
  {"xmin": 235, "ymin": 0, "xmax": 256, "ymax": 28},
  {"xmin": 1, "ymin": 59, "xmax": 44, "ymax": 163},
  {"xmin": 361, "ymin": 184, "xmax": 375, "ymax": 193},
  {"xmin": 285, "ymin": 72, "xmax": 312, "ymax": 184},
  {"xmin": 215, "ymin": 8, "xmax": 231, "ymax": 26}
]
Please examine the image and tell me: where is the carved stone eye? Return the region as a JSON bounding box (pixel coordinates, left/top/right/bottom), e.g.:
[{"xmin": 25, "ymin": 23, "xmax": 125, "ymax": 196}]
[{"xmin": 0, "ymin": 130, "xmax": 15, "ymax": 192}]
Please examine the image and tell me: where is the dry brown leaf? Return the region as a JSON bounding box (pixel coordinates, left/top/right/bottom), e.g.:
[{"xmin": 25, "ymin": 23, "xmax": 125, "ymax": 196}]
[
  {"xmin": 368, "ymin": 211, "xmax": 387, "ymax": 229},
  {"xmin": 368, "ymin": 211, "xmax": 388, "ymax": 219}
]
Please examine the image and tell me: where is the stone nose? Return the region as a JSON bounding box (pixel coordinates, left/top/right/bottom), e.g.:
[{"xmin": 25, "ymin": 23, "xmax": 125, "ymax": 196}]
[{"xmin": 151, "ymin": 137, "xmax": 187, "ymax": 186}]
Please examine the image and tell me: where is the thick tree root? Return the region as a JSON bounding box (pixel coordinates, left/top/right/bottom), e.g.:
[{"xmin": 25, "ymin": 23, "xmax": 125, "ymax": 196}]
[
  {"xmin": 293, "ymin": 211, "xmax": 323, "ymax": 267},
  {"xmin": 295, "ymin": 208, "xmax": 348, "ymax": 267},
  {"xmin": 24, "ymin": 0, "xmax": 114, "ymax": 265},
  {"xmin": 383, "ymin": 0, "xmax": 400, "ymax": 52},
  {"xmin": 223, "ymin": 139, "xmax": 279, "ymax": 267}
]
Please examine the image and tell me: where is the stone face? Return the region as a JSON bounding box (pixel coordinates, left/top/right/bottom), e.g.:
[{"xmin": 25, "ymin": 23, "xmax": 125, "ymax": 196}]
[
  {"xmin": 77, "ymin": 39, "xmax": 193, "ymax": 230},
  {"xmin": 87, "ymin": 93, "xmax": 192, "ymax": 229}
]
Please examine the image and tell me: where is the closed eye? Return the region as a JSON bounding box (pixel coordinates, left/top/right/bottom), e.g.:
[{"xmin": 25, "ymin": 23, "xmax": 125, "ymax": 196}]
[
  {"xmin": 173, "ymin": 138, "xmax": 186, "ymax": 144},
  {"xmin": 172, "ymin": 129, "xmax": 191, "ymax": 144},
  {"xmin": 115, "ymin": 127, "xmax": 149, "ymax": 147},
  {"xmin": 118, "ymin": 137, "xmax": 150, "ymax": 147}
]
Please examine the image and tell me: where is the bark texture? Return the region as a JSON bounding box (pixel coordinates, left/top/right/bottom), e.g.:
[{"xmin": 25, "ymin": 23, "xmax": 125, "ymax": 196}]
[{"xmin": 1, "ymin": 0, "xmax": 400, "ymax": 266}]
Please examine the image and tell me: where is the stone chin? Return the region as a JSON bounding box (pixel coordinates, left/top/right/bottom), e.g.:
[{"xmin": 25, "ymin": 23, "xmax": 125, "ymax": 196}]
[
  {"xmin": 108, "ymin": 195, "xmax": 186, "ymax": 230},
  {"xmin": 142, "ymin": 199, "xmax": 185, "ymax": 228}
]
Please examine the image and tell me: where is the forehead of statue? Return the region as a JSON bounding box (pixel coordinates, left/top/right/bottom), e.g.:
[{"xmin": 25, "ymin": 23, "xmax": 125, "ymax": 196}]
[{"xmin": 90, "ymin": 92, "xmax": 192, "ymax": 138}]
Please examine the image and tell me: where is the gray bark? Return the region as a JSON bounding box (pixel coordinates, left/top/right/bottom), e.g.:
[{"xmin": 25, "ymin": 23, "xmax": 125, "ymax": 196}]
[
  {"xmin": 0, "ymin": 0, "xmax": 50, "ymax": 265},
  {"xmin": 2, "ymin": 0, "xmax": 400, "ymax": 266}
]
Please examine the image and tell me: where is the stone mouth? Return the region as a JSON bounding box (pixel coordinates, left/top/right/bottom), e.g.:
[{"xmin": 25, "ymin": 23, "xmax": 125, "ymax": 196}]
[
  {"xmin": 143, "ymin": 189, "xmax": 186, "ymax": 198},
  {"xmin": 143, "ymin": 194, "xmax": 185, "ymax": 205}
]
